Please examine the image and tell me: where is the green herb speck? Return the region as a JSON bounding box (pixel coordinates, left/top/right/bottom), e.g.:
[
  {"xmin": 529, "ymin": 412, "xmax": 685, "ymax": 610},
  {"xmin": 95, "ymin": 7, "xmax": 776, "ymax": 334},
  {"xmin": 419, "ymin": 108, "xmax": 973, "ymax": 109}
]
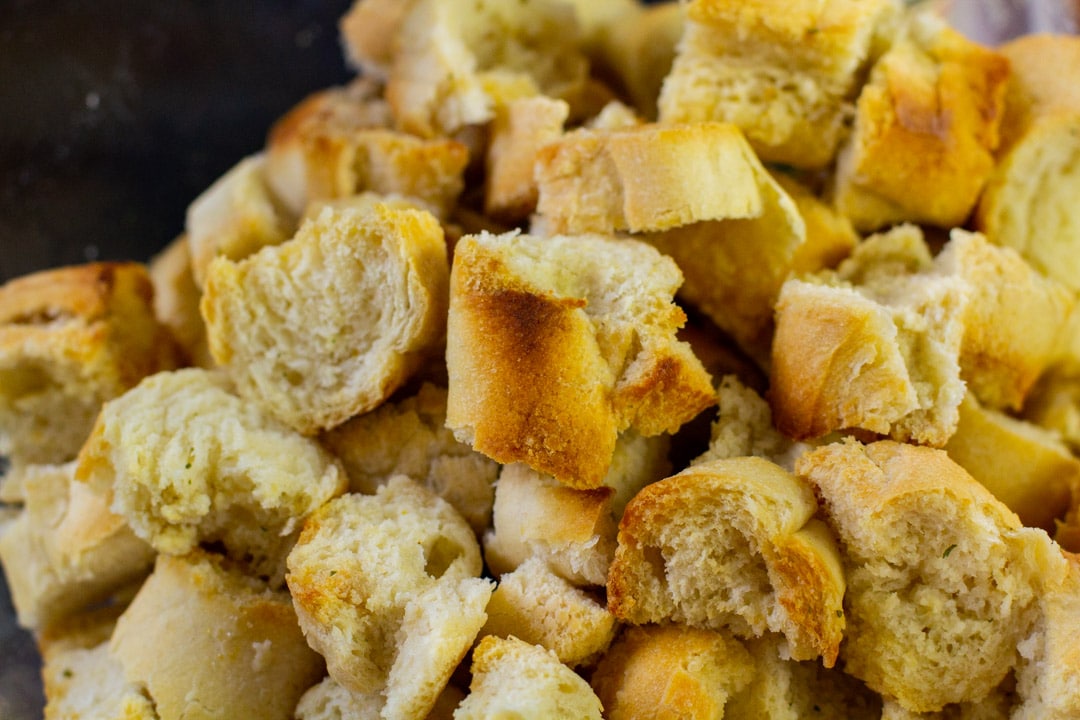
[
  {"xmin": 62, "ymin": 668, "xmax": 73, "ymax": 678},
  {"xmin": 835, "ymin": 609, "xmax": 843, "ymax": 618},
  {"xmin": 330, "ymin": 570, "xmax": 337, "ymax": 576},
  {"xmin": 943, "ymin": 544, "xmax": 957, "ymax": 558}
]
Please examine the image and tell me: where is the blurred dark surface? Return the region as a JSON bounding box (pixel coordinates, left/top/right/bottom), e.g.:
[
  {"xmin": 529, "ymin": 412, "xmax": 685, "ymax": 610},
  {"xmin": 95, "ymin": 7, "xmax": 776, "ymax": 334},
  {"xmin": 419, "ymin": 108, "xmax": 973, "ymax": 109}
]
[{"xmin": 0, "ymin": 2, "xmax": 353, "ymax": 717}]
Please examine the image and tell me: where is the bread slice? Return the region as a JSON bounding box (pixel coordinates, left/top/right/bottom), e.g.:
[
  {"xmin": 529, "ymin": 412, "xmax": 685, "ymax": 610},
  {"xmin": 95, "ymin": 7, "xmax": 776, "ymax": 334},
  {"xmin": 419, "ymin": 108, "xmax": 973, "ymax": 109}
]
[
  {"xmin": 320, "ymin": 382, "xmax": 499, "ymax": 534},
  {"xmin": 285, "ymin": 478, "xmax": 492, "ymax": 719},
  {"xmin": 147, "ymin": 235, "xmax": 214, "ymax": 368},
  {"xmin": 0, "ymin": 462, "xmax": 154, "ymax": 631},
  {"xmin": 454, "ymin": 635, "xmax": 603, "ymax": 719},
  {"xmin": 590, "ymin": 624, "xmax": 756, "ymax": 719},
  {"xmin": 110, "ymin": 550, "xmax": 325, "ymax": 720},
  {"xmin": 202, "ymin": 197, "xmax": 449, "ymax": 434},
  {"xmin": 385, "ymin": 0, "xmax": 589, "ymax": 137},
  {"xmin": 796, "ymin": 439, "xmax": 1068, "ymax": 712},
  {"xmin": 607, "ymin": 456, "xmax": 847, "ymax": 667},
  {"xmin": 264, "ymin": 80, "xmax": 469, "ymax": 220},
  {"xmin": 0, "ymin": 262, "xmax": 181, "ymax": 468},
  {"xmin": 832, "ymin": 11, "xmax": 1009, "ymax": 231},
  {"xmin": 944, "ymin": 393, "xmax": 1080, "ymax": 533},
  {"xmin": 659, "ymin": 0, "xmax": 898, "ymax": 168},
  {"xmin": 75, "ymin": 368, "xmax": 346, "ymax": 584},
  {"xmin": 975, "ymin": 34, "xmax": 1080, "ymax": 293},
  {"xmin": 483, "ymin": 96, "xmax": 568, "ymax": 222},
  {"xmin": 446, "ymin": 231, "xmax": 713, "ymax": 489}
]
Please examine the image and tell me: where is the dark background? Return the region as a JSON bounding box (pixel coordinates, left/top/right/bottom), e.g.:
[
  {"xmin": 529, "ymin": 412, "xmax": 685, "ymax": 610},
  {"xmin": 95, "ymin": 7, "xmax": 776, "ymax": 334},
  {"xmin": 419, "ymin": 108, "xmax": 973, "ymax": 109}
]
[{"xmin": 0, "ymin": 2, "xmax": 353, "ymax": 717}]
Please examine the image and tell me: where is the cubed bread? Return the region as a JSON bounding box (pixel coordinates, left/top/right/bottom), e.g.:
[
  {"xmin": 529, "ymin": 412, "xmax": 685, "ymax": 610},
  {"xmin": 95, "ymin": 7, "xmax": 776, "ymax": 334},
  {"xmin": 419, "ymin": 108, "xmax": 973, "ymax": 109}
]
[
  {"xmin": 202, "ymin": 197, "xmax": 449, "ymax": 434},
  {"xmin": 1023, "ymin": 362, "xmax": 1080, "ymax": 456},
  {"xmin": 110, "ymin": 550, "xmax": 325, "ymax": 720},
  {"xmin": 659, "ymin": 0, "xmax": 898, "ymax": 168},
  {"xmin": 944, "ymin": 393, "xmax": 1080, "ymax": 533},
  {"xmin": 446, "ymin": 231, "xmax": 713, "ymax": 489},
  {"xmin": 770, "ymin": 170, "xmax": 859, "ymax": 275},
  {"xmin": 0, "ymin": 462, "xmax": 154, "ymax": 631},
  {"xmin": 591, "ymin": 623, "xmax": 756, "ymax": 719},
  {"xmin": 483, "ymin": 432, "xmax": 670, "ymax": 587},
  {"xmin": 607, "ymin": 456, "xmax": 847, "ymax": 667},
  {"xmin": 264, "ymin": 80, "xmax": 469, "ymax": 220},
  {"xmin": 75, "ymin": 368, "xmax": 346, "ymax": 584},
  {"xmin": 338, "ymin": 0, "xmax": 415, "ymax": 79},
  {"xmin": 385, "ymin": 0, "xmax": 589, "ymax": 137},
  {"xmin": 975, "ymin": 34, "xmax": 1080, "ymax": 293},
  {"xmin": 796, "ymin": 439, "xmax": 1068, "ymax": 712},
  {"xmin": 832, "ymin": 11, "xmax": 1009, "ymax": 231},
  {"xmin": 185, "ymin": 153, "xmax": 294, "ymax": 287},
  {"xmin": 0, "ymin": 262, "xmax": 181, "ymax": 468},
  {"xmin": 295, "ymin": 675, "xmax": 466, "ymax": 720},
  {"xmin": 286, "ymin": 478, "xmax": 492, "ymax": 720},
  {"xmin": 483, "ymin": 96, "xmax": 568, "ymax": 222},
  {"xmin": 599, "ymin": 1, "xmax": 685, "ymax": 120},
  {"xmin": 769, "ymin": 225, "xmax": 968, "ymax": 446},
  {"xmin": 454, "ymin": 635, "xmax": 603, "ymax": 720},
  {"xmin": 479, "ymin": 555, "xmax": 616, "ymax": 667},
  {"xmin": 320, "ymin": 382, "xmax": 499, "ymax": 534},
  {"xmin": 147, "ymin": 235, "xmax": 214, "ymax": 369}
]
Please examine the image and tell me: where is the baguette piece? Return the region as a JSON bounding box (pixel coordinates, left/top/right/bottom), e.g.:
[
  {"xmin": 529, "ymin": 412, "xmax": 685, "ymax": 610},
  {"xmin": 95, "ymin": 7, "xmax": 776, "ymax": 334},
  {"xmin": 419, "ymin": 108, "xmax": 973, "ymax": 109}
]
[
  {"xmin": 975, "ymin": 34, "xmax": 1080, "ymax": 293},
  {"xmin": 264, "ymin": 80, "xmax": 469, "ymax": 220},
  {"xmin": 659, "ymin": 0, "xmax": 898, "ymax": 168},
  {"xmin": 0, "ymin": 262, "xmax": 180, "ymax": 468},
  {"xmin": 0, "ymin": 462, "xmax": 154, "ymax": 631},
  {"xmin": 286, "ymin": 478, "xmax": 492, "ymax": 720},
  {"xmin": 607, "ymin": 456, "xmax": 847, "ymax": 667},
  {"xmin": 202, "ymin": 197, "xmax": 449, "ymax": 435},
  {"xmin": 590, "ymin": 624, "xmax": 756, "ymax": 719},
  {"xmin": 75, "ymin": 368, "xmax": 346, "ymax": 584},
  {"xmin": 147, "ymin": 235, "xmax": 214, "ymax": 369},
  {"xmin": 832, "ymin": 11, "xmax": 1009, "ymax": 231},
  {"xmin": 484, "ymin": 96, "xmax": 569, "ymax": 222},
  {"xmin": 110, "ymin": 550, "xmax": 325, "ymax": 720},
  {"xmin": 599, "ymin": 1, "xmax": 685, "ymax": 120},
  {"xmin": 797, "ymin": 439, "xmax": 1067, "ymax": 712},
  {"xmin": 320, "ymin": 382, "xmax": 499, "ymax": 534},
  {"xmin": 454, "ymin": 635, "xmax": 603, "ymax": 720},
  {"xmin": 446, "ymin": 231, "xmax": 713, "ymax": 489}
]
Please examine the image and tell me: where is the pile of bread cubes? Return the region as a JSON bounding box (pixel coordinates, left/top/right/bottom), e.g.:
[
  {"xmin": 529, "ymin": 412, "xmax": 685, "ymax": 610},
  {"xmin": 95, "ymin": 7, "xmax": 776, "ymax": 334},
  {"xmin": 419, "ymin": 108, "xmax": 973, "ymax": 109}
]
[{"xmin": 4, "ymin": 0, "xmax": 1080, "ymax": 717}]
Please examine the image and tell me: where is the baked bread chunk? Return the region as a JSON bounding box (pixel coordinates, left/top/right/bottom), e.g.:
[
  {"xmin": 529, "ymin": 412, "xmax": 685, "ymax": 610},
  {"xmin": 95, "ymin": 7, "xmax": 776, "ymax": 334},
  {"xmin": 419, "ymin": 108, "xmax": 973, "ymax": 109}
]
[
  {"xmin": 286, "ymin": 478, "xmax": 492, "ymax": 720},
  {"xmin": 832, "ymin": 11, "xmax": 1009, "ymax": 231},
  {"xmin": 385, "ymin": 0, "xmax": 589, "ymax": 137},
  {"xmin": 945, "ymin": 393, "xmax": 1080, "ymax": 533},
  {"xmin": 591, "ymin": 623, "xmax": 755, "ymax": 719},
  {"xmin": 264, "ymin": 80, "xmax": 468, "ymax": 220},
  {"xmin": 607, "ymin": 456, "xmax": 847, "ymax": 667},
  {"xmin": 0, "ymin": 262, "xmax": 180, "ymax": 468},
  {"xmin": 483, "ymin": 432, "xmax": 670, "ymax": 587},
  {"xmin": 599, "ymin": 1, "xmax": 685, "ymax": 120},
  {"xmin": 110, "ymin": 551, "xmax": 325, "ymax": 720},
  {"xmin": 295, "ymin": 676, "xmax": 466, "ymax": 720},
  {"xmin": 320, "ymin": 382, "xmax": 499, "ymax": 534},
  {"xmin": 454, "ymin": 635, "xmax": 603, "ymax": 720},
  {"xmin": 338, "ymin": 0, "xmax": 415, "ymax": 79},
  {"xmin": 75, "ymin": 368, "xmax": 346, "ymax": 584},
  {"xmin": 185, "ymin": 153, "xmax": 293, "ymax": 287},
  {"xmin": 1023, "ymin": 362, "xmax": 1080, "ymax": 456},
  {"xmin": 202, "ymin": 198, "xmax": 449, "ymax": 434},
  {"xmin": 479, "ymin": 555, "xmax": 616, "ymax": 667},
  {"xmin": 797, "ymin": 439, "xmax": 1067, "ymax": 712},
  {"xmin": 975, "ymin": 34, "xmax": 1080, "ymax": 293},
  {"xmin": 147, "ymin": 235, "xmax": 214, "ymax": 369},
  {"xmin": 484, "ymin": 96, "xmax": 568, "ymax": 222},
  {"xmin": 659, "ymin": 0, "xmax": 898, "ymax": 168},
  {"xmin": 0, "ymin": 462, "xmax": 154, "ymax": 631},
  {"xmin": 446, "ymin": 231, "xmax": 714, "ymax": 489}
]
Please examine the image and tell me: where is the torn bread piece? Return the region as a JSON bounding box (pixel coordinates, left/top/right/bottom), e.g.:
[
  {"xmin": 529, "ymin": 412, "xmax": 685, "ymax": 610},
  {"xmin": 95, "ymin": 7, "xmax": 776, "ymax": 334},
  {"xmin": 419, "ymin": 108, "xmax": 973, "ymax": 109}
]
[
  {"xmin": 599, "ymin": 1, "xmax": 685, "ymax": 120},
  {"xmin": 295, "ymin": 676, "xmax": 466, "ymax": 720},
  {"xmin": 797, "ymin": 439, "xmax": 1067, "ymax": 712},
  {"xmin": 110, "ymin": 550, "xmax": 325, "ymax": 720},
  {"xmin": 0, "ymin": 262, "xmax": 181, "ymax": 469},
  {"xmin": 607, "ymin": 456, "xmax": 846, "ymax": 667},
  {"xmin": 446, "ymin": 231, "xmax": 713, "ymax": 489},
  {"xmin": 75, "ymin": 368, "xmax": 346, "ymax": 585},
  {"xmin": 202, "ymin": 197, "xmax": 449, "ymax": 435},
  {"xmin": 286, "ymin": 478, "xmax": 492, "ymax": 720},
  {"xmin": 454, "ymin": 635, "xmax": 603, "ymax": 720},
  {"xmin": 484, "ymin": 95, "xmax": 568, "ymax": 222},
  {"xmin": 320, "ymin": 382, "xmax": 499, "ymax": 534},
  {"xmin": 147, "ymin": 235, "xmax": 214, "ymax": 369},
  {"xmin": 659, "ymin": 0, "xmax": 899, "ymax": 168}
]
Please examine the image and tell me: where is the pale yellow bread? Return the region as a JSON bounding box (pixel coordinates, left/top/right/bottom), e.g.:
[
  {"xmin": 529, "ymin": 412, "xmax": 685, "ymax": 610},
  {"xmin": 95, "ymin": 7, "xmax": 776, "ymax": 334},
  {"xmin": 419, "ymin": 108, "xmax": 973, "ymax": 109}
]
[
  {"xmin": 607, "ymin": 456, "xmax": 846, "ymax": 667},
  {"xmin": 0, "ymin": 262, "xmax": 181, "ymax": 468},
  {"xmin": 599, "ymin": 1, "xmax": 685, "ymax": 120},
  {"xmin": 147, "ymin": 235, "xmax": 213, "ymax": 369},
  {"xmin": 338, "ymin": 0, "xmax": 415, "ymax": 78},
  {"xmin": 796, "ymin": 439, "xmax": 1068, "ymax": 712},
  {"xmin": 446, "ymin": 231, "xmax": 713, "ymax": 489},
  {"xmin": 294, "ymin": 675, "xmax": 466, "ymax": 720},
  {"xmin": 202, "ymin": 198, "xmax": 449, "ymax": 435},
  {"xmin": 75, "ymin": 368, "xmax": 346, "ymax": 584},
  {"xmin": 109, "ymin": 550, "xmax": 325, "ymax": 720}
]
